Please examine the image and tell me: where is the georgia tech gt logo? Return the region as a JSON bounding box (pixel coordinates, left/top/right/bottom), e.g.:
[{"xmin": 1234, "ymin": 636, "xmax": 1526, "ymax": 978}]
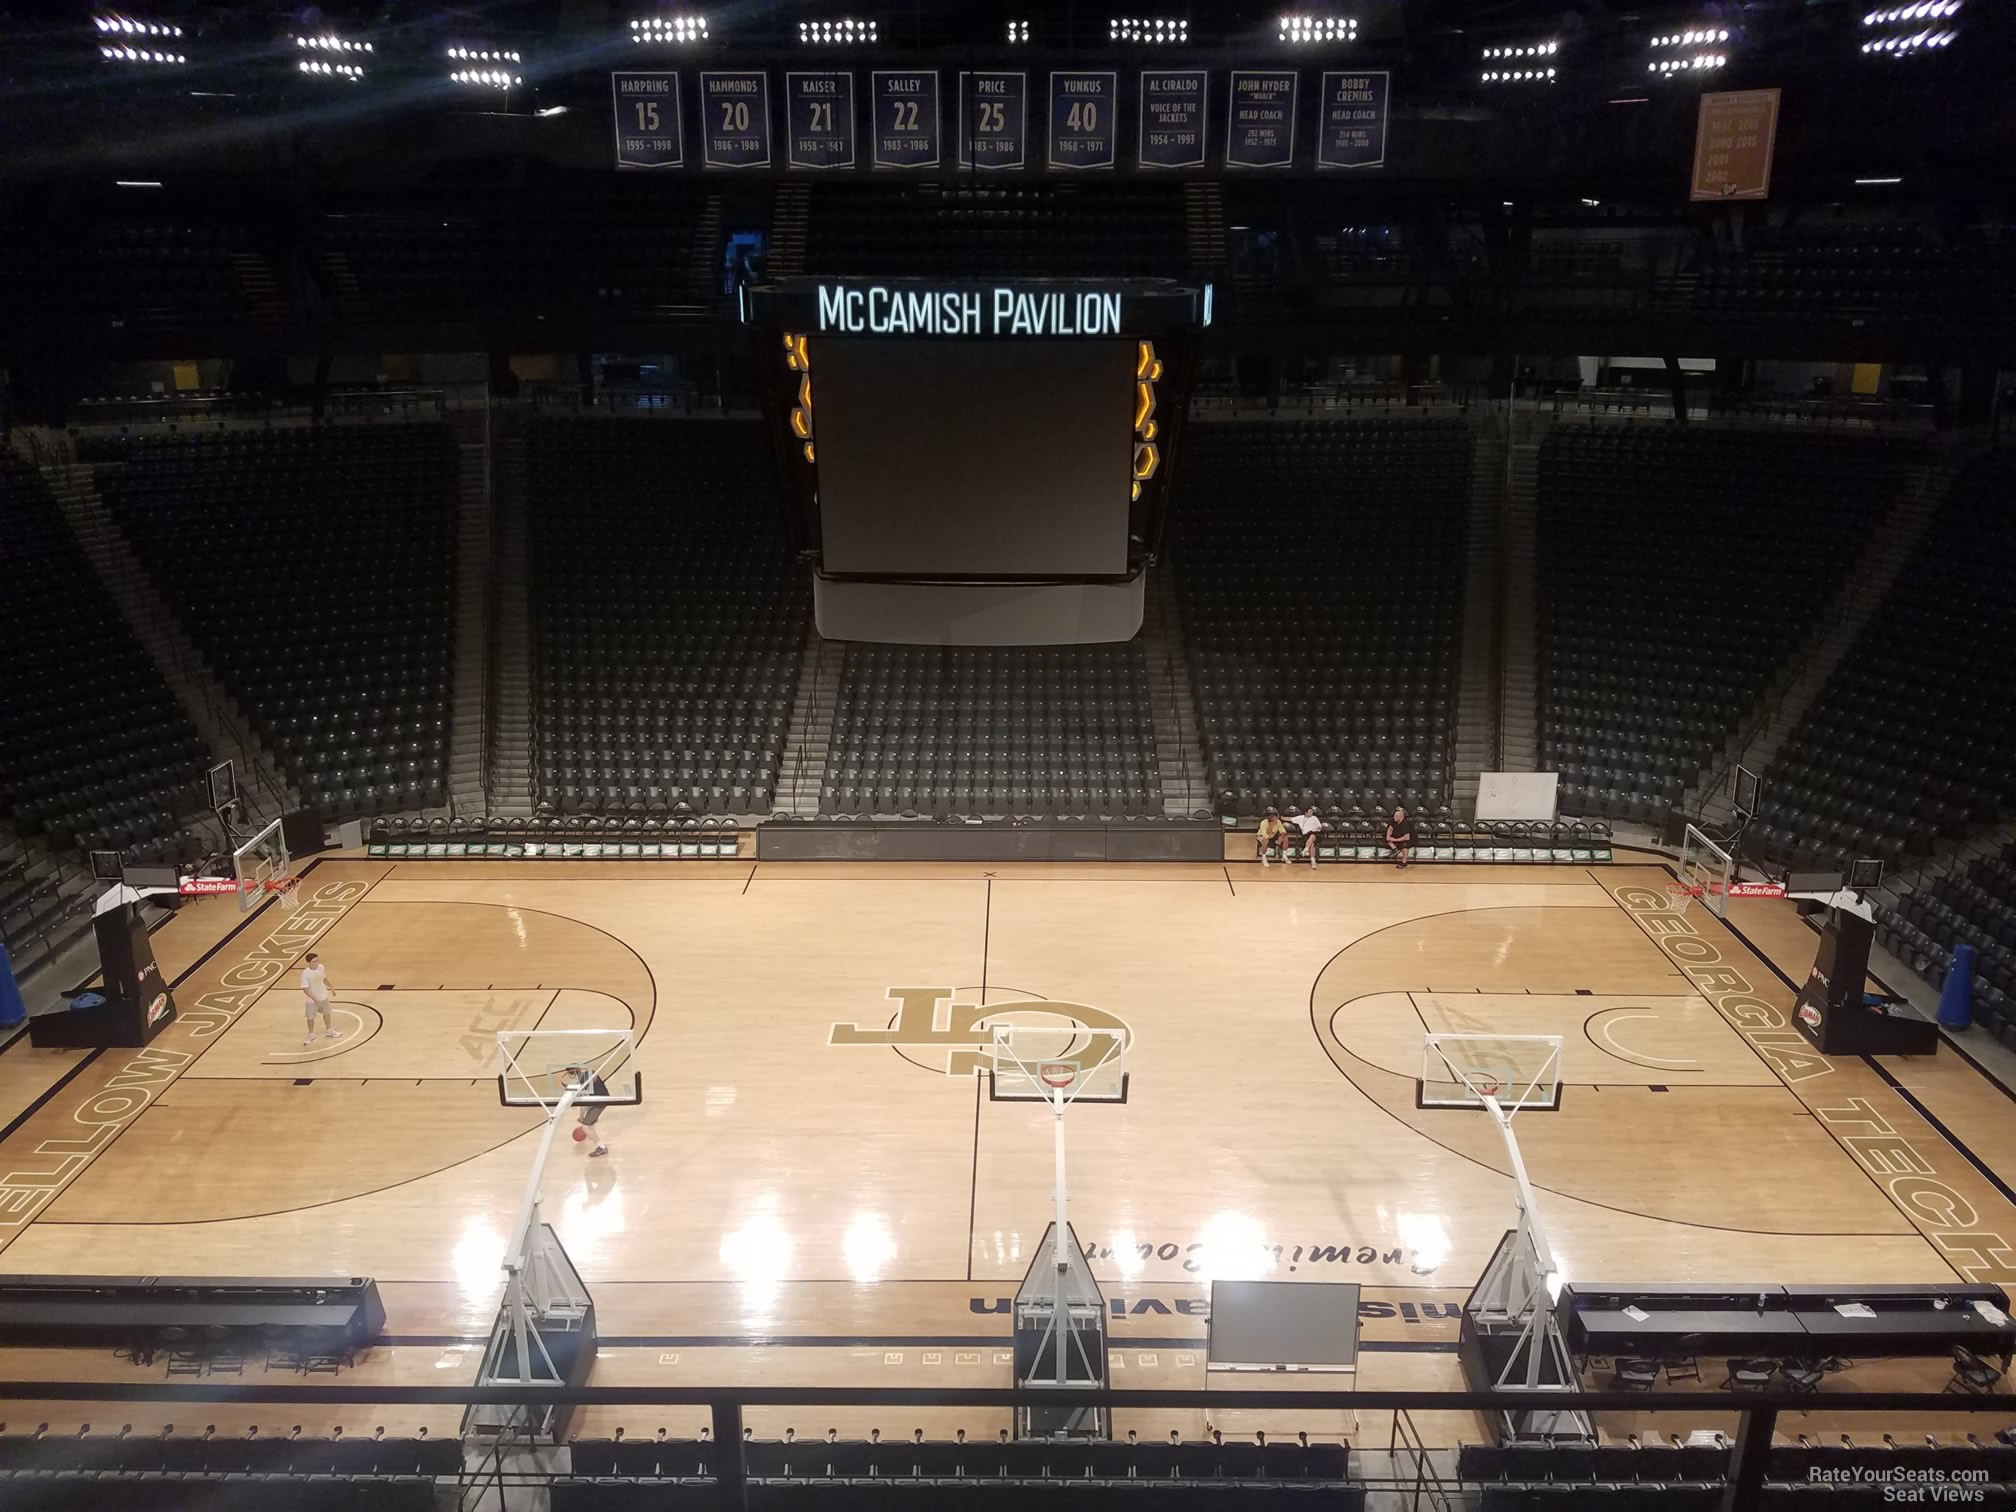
[{"xmin": 830, "ymin": 987, "xmax": 1132, "ymax": 1079}]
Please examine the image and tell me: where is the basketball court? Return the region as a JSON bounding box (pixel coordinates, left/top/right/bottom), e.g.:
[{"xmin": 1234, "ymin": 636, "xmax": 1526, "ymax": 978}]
[{"xmin": 3, "ymin": 854, "xmax": 2013, "ymax": 1446}]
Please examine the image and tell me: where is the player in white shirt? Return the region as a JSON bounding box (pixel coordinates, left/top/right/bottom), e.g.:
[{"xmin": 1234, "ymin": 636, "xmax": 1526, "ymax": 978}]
[
  {"xmin": 1290, "ymin": 806, "xmax": 1325, "ymax": 866},
  {"xmin": 299, "ymin": 951, "xmax": 339, "ymax": 1046}
]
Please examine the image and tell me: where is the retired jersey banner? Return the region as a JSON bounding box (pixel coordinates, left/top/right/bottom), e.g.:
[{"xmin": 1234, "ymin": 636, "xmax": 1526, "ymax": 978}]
[
  {"xmin": 1138, "ymin": 69, "xmax": 1207, "ymax": 168},
  {"xmin": 1049, "ymin": 71, "xmax": 1118, "ymax": 170},
  {"xmin": 700, "ymin": 70, "xmax": 771, "ymax": 168},
  {"xmin": 872, "ymin": 70, "xmax": 940, "ymax": 168},
  {"xmin": 786, "ymin": 70, "xmax": 855, "ymax": 169},
  {"xmin": 1317, "ymin": 71, "xmax": 1388, "ymax": 169},
  {"xmin": 1691, "ymin": 88, "xmax": 1779, "ymax": 201},
  {"xmin": 1226, "ymin": 69, "xmax": 1297, "ymax": 169},
  {"xmin": 959, "ymin": 70, "xmax": 1027, "ymax": 170},
  {"xmin": 611, "ymin": 72, "xmax": 683, "ymax": 170}
]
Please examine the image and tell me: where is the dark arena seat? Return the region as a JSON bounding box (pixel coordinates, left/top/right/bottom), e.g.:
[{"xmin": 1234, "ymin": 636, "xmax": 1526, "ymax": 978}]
[
  {"xmin": 1754, "ymin": 454, "xmax": 2016, "ymax": 869},
  {"xmin": 0, "ymin": 456, "xmax": 211, "ymax": 866},
  {"xmin": 819, "ymin": 643, "xmax": 1158, "ymax": 818},
  {"xmin": 84, "ymin": 423, "xmax": 457, "ymax": 820},
  {"xmin": 1689, "ymin": 221, "xmax": 1984, "ymax": 323},
  {"xmin": 527, "ymin": 417, "xmax": 809, "ymax": 819},
  {"xmin": 1537, "ymin": 424, "xmax": 1918, "ymax": 823},
  {"xmin": 1878, "ymin": 844, "xmax": 2016, "ymax": 1046},
  {"xmin": 551, "ymin": 1429, "xmax": 1363, "ymax": 1511},
  {"xmin": 0, "ymin": 206, "xmax": 285, "ymax": 334},
  {"xmin": 1169, "ymin": 418, "xmax": 1470, "ymax": 819},
  {"xmin": 312, "ymin": 178, "xmax": 722, "ymax": 319},
  {"xmin": 805, "ymin": 181, "xmax": 1191, "ymax": 278}
]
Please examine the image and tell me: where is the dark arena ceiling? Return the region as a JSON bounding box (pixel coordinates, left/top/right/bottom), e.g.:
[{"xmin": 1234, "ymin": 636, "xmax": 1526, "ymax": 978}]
[{"xmin": 0, "ymin": 0, "xmax": 2008, "ymax": 203}]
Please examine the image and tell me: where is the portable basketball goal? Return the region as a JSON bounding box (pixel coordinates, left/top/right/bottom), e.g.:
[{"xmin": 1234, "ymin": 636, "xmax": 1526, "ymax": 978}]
[
  {"xmin": 231, "ymin": 817, "xmax": 293, "ymax": 913},
  {"xmin": 1420, "ymin": 1033, "xmax": 1589, "ymax": 1442},
  {"xmin": 466, "ymin": 1029, "xmax": 642, "ymax": 1441},
  {"xmin": 1673, "ymin": 823, "xmax": 1736, "ymax": 919},
  {"xmin": 991, "ymin": 1023, "xmax": 1126, "ymax": 1440}
]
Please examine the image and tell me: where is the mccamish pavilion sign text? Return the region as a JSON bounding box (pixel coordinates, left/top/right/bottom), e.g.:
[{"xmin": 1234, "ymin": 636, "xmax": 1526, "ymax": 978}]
[{"xmin": 816, "ymin": 284, "xmax": 1125, "ymax": 337}]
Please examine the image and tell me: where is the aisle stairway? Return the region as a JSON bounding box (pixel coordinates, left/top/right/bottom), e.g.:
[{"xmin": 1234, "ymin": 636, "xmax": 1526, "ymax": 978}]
[
  {"xmin": 1688, "ymin": 454, "xmax": 1959, "ymax": 831},
  {"xmin": 41, "ymin": 460, "xmax": 291, "ymax": 822},
  {"xmin": 446, "ymin": 407, "xmax": 492, "ymax": 818}
]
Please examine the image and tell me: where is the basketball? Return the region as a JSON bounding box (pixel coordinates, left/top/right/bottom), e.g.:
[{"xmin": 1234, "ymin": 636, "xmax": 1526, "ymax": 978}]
[{"xmin": 571, "ymin": 1126, "xmax": 588, "ymax": 1142}]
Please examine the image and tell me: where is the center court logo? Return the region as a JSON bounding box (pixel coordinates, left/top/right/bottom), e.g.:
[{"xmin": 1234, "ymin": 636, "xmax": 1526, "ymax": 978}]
[{"xmin": 829, "ymin": 987, "xmax": 1132, "ymax": 1078}]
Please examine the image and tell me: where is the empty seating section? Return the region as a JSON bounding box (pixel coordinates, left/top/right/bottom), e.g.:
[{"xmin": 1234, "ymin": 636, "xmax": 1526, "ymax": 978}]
[
  {"xmin": 87, "ymin": 424, "xmax": 456, "ymax": 819},
  {"xmin": 0, "ymin": 458, "xmax": 210, "ymax": 865},
  {"xmin": 528, "ymin": 418, "xmax": 807, "ymax": 818},
  {"xmin": 1538, "ymin": 424, "xmax": 1913, "ymax": 822},
  {"xmin": 1690, "ymin": 223, "xmax": 2008, "ymax": 322},
  {"xmin": 1173, "ymin": 420, "xmax": 1468, "ymax": 819},
  {"xmin": 821, "ymin": 645, "xmax": 1157, "ymax": 817},
  {"xmin": 557, "ymin": 1433, "xmax": 1361, "ymax": 1510},
  {"xmin": 0, "ymin": 215, "xmax": 274, "ymax": 331},
  {"xmin": 807, "ymin": 183, "xmax": 1188, "ymax": 277},
  {"xmin": 0, "ymin": 1426, "xmax": 455, "ymax": 1510},
  {"xmin": 1754, "ymin": 455, "xmax": 2016, "ymax": 868},
  {"xmin": 314, "ymin": 182, "xmax": 716, "ymax": 315},
  {"xmin": 1876, "ymin": 845, "xmax": 2016, "ymax": 1048}
]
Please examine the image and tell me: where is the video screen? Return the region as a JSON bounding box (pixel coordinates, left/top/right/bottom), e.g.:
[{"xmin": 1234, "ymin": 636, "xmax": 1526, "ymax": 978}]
[{"xmin": 814, "ymin": 338, "xmax": 1134, "ymax": 578}]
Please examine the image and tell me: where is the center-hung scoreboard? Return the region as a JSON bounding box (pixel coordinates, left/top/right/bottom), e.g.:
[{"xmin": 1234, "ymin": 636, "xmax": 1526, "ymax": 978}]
[{"xmin": 613, "ymin": 64, "xmax": 1390, "ymax": 172}]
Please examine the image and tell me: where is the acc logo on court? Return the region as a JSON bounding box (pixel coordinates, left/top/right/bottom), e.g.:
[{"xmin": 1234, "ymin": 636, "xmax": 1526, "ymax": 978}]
[{"xmin": 830, "ymin": 987, "xmax": 1132, "ymax": 1079}]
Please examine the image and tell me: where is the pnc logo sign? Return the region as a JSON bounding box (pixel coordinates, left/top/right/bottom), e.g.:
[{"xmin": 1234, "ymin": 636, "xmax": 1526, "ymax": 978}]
[{"xmin": 829, "ymin": 987, "xmax": 1132, "ymax": 1079}]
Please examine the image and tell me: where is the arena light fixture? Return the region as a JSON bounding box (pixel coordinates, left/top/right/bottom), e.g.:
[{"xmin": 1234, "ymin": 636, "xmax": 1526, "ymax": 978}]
[
  {"xmin": 1007, "ymin": 19, "xmax": 1031, "ymax": 43},
  {"xmin": 449, "ymin": 67, "xmax": 521, "ymax": 87},
  {"xmin": 1648, "ymin": 54, "xmax": 1725, "ymax": 74},
  {"xmin": 295, "ymin": 33, "xmax": 373, "ymax": 53},
  {"xmin": 1859, "ymin": 29, "xmax": 1957, "ymax": 52},
  {"xmin": 447, "ymin": 47, "xmax": 522, "ymax": 64},
  {"xmin": 1863, "ymin": 1, "xmax": 1960, "ymax": 21},
  {"xmin": 92, "ymin": 13, "xmax": 182, "ymax": 38},
  {"xmin": 1479, "ymin": 39, "xmax": 1558, "ymax": 82},
  {"xmin": 299, "ymin": 59, "xmax": 364, "ymax": 79},
  {"xmin": 1860, "ymin": 1, "xmax": 1961, "ymax": 53},
  {"xmin": 1279, "ymin": 14, "xmax": 1357, "ymax": 43},
  {"xmin": 1649, "ymin": 28, "xmax": 1731, "ymax": 47},
  {"xmin": 100, "ymin": 43, "xmax": 187, "ymax": 63},
  {"xmin": 1110, "ymin": 17, "xmax": 1190, "ymax": 44},
  {"xmin": 631, "ymin": 15, "xmax": 709, "ymax": 43},
  {"xmin": 799, "ymin": 17, "xmax": 878, "ymax": 44}
]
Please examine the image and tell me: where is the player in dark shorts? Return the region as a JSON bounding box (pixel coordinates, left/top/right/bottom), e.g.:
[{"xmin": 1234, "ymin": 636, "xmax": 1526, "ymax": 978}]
[{"xmin": 569, "ymin": 1067, "xmax": 611, "ymax": 1157}]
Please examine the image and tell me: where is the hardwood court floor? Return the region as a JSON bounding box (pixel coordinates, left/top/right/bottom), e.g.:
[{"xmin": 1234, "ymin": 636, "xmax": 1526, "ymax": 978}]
[{"xmin": 2, "ymin": 858, "xmax": 2012, "ymax": 1446}]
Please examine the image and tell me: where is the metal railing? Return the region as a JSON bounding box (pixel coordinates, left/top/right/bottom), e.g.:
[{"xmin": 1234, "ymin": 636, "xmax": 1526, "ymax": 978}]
[{"xmin": 1, "ymin": 1378, "xmax": 2009, "ymax": 1512}]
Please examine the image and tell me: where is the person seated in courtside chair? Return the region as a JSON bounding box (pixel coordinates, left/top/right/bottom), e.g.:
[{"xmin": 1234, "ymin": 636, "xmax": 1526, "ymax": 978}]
[
  {"xmin": 1289, "ymin": 805, "xmax": 1325, "ymax": 867},
  {"xmin": 1385, "ymin": 806, "xmax": 1413, "ymax": 869},
  {"xmin": 1256, "ymin": 806, "xmax": 1289, "ymax": 864}
]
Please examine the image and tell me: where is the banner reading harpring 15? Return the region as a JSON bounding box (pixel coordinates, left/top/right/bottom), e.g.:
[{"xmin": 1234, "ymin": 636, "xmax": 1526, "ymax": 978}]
[{"xmin": 612, "ymin": 72, "xmax": 683, "ymax": 169}]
